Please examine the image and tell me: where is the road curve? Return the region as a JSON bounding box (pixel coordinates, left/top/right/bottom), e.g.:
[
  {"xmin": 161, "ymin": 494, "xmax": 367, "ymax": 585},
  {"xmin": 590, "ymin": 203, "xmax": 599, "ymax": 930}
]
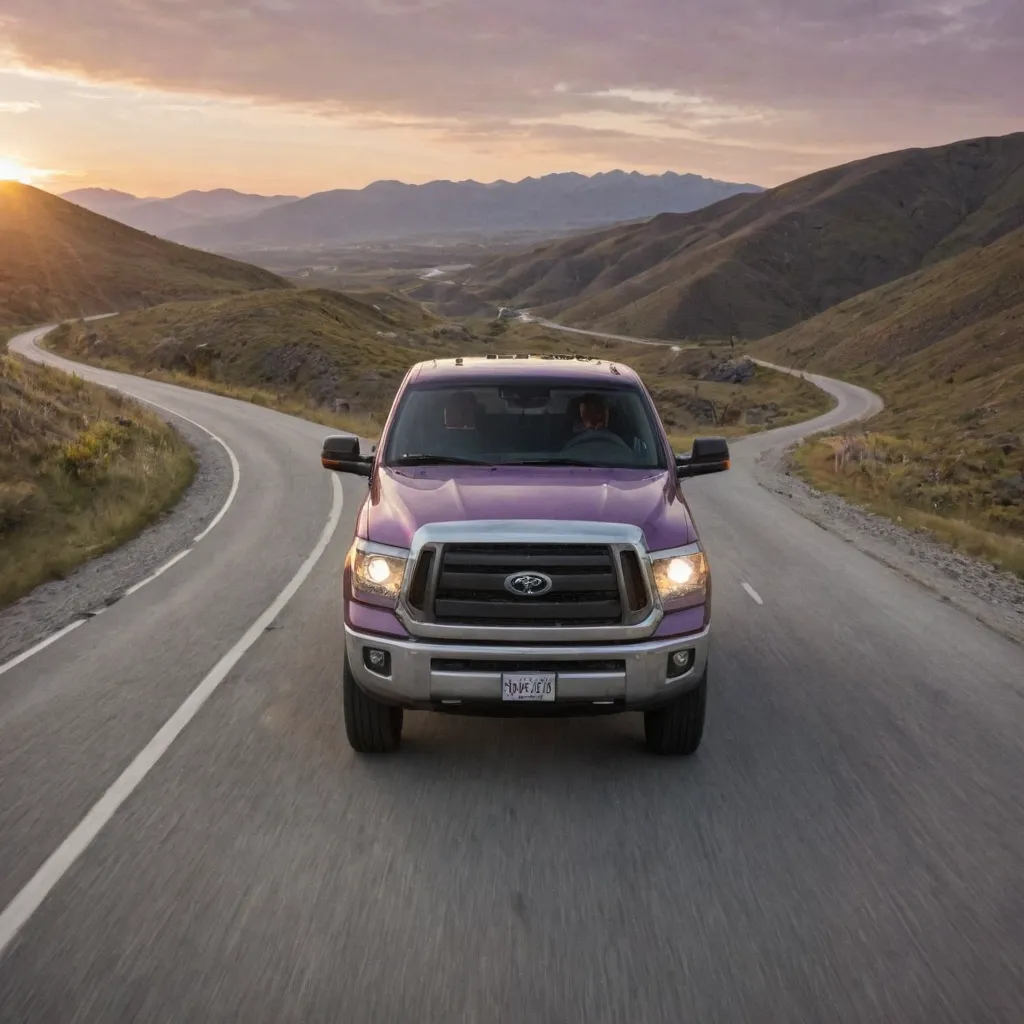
[{"xmin": 1, "ymin": 326, "xmax": 1023, "ymax": 1023}]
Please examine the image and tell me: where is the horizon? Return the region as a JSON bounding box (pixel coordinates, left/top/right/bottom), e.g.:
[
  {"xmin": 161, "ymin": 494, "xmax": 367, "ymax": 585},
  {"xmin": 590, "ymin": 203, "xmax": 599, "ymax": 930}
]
[
  {"xmin": 1, "ymin": 1, "xmax": 1021, "ymax": 196},
  {"xmin": 52, "ymin": 166, "xmax": 766, "ymax": 201}
]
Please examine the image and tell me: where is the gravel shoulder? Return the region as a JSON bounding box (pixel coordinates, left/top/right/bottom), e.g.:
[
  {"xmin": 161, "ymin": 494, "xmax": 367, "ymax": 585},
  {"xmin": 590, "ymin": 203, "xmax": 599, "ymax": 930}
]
[
  {"xmin": 0, "ymin": 408, "xmax": 232, "ymax": 664},
  {"xmin": 752, "ymin": 444, "xmax": 1024, "ymax": 647}
]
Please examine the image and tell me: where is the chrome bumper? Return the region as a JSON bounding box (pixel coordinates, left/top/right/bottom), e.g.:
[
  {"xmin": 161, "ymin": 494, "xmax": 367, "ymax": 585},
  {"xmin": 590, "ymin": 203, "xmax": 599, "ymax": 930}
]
[{"xmin": 345, "ymin": 624, "xmax": 711, "ymax": 710}]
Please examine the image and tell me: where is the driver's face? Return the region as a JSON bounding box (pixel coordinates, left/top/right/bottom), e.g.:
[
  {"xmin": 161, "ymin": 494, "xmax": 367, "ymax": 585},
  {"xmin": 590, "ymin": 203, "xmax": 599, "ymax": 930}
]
[{"xmin": 579, "ymin": 397, "xmax": 608, "ymax": 430}]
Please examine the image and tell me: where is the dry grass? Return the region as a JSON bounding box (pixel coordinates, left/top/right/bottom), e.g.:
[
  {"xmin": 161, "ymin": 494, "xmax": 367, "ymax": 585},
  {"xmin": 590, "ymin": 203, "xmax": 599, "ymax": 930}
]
[
  {"xmin": 43, "ymin": 294, "xmax": 832, "ymax": 446},
  {"xmin": 0, "ymin": 353, "xmax": 195, "ymax": 607},
  {"xmin": 792, "ymin": 432, "xmax": 1024, "ymax": 576},
  {"xmin": 44, "ymin": 288, "xmax": 464, "ymax": 436},
  {"xmin": 756, "ymin": 228, "xmax": 1024, "ymax": 570}
]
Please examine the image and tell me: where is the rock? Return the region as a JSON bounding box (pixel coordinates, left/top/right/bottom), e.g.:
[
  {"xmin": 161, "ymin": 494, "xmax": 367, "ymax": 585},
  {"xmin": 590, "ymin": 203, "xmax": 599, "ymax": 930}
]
[
  {"xmin": 259, "ymin": 344, "xmax": 340, "ymax": 404},
  {"xmin": 332, "ymin": 398, "xmax": 351, "ymax": 413},
  {"xmin": 433, "ymin": 324, "xmax": 472, "ymax": 339},
  {"xmin": 701, "ymin": 357, "xmax": 756, "ymax": 384}
]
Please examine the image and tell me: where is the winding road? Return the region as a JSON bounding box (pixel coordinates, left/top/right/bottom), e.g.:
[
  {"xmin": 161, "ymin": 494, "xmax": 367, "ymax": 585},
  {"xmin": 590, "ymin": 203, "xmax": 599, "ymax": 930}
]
[{"xmin": 1, "ymin": 325, "xmax": 1022, "ymax": 1023}]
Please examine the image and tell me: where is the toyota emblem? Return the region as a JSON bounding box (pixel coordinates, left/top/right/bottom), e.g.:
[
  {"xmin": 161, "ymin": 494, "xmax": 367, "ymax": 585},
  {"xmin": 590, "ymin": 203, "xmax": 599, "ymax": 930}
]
[{"xmin": 504, "ymin": 572, "xmax": 554, "ymax": 597}]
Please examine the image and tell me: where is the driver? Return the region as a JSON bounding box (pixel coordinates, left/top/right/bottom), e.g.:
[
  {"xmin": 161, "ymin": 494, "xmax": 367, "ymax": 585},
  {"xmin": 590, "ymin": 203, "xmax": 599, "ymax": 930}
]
[
  {"xmin": 577, "ymin": 393, "xmax": 609, "ymax": 432},
  {"xmin": 564, "ymin": 393, "xmax": 630, "ymax": 451}
]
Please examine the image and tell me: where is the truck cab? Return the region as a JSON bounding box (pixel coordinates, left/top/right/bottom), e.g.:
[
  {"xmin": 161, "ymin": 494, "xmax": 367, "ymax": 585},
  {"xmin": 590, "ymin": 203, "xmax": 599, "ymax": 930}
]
[{"xmin": 321, "ymin": 354, "xmax": 730, "ymax": 755}]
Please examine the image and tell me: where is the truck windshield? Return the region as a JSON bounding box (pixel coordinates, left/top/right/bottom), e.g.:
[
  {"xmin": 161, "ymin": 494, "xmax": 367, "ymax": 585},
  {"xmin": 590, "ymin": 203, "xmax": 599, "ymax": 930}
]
[{"xmin": 383, "ymin": 382, "xmax": 667, "ymax": 469}]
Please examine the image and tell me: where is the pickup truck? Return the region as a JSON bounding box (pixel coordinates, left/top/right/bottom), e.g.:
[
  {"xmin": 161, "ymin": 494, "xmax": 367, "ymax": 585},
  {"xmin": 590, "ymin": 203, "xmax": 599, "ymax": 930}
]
[{"xmin": 321, "ymin": 354, "xmax": 730, "ymax": 755}]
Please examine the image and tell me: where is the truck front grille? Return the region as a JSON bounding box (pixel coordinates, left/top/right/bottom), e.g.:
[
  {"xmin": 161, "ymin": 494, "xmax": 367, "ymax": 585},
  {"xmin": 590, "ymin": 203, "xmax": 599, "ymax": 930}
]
[{"xmin": 432, "ymin": 543, "xmax": 623, "ymax": 627}]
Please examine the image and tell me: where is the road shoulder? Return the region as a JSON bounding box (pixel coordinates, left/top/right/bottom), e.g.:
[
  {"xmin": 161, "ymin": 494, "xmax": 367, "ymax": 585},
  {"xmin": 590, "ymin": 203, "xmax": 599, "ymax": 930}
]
[{"xmin": 0, "ymin": 329, "xmax": 235, "ymax": 664}]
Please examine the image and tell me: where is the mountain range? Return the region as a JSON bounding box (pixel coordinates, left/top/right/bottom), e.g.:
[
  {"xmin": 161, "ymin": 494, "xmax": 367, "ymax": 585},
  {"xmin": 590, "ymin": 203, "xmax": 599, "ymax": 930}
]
[
  {"xmin": 61, "ymin": 187, "xmax": 300, "ymax": 238},
  {"xmin": 61, "ymin": 171, "xmax": 763, "ymax": 251},
  {"xmin": 461, "ymin": 132, "xmax": 1024, "ymax": 341}
]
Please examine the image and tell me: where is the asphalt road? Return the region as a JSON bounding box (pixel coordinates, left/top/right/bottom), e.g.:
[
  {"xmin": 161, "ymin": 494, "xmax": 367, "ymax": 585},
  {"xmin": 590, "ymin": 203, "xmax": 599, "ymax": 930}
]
[{"xmin": 1, "ymin": 326, "xmax": 1022, "ymax": 1023}]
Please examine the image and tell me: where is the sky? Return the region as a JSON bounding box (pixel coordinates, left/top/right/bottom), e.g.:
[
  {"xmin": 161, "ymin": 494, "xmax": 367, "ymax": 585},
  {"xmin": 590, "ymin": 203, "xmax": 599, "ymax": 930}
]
[{"xmin": 0, "ymin": 0, "xmax": 1021, "ymax": 197}]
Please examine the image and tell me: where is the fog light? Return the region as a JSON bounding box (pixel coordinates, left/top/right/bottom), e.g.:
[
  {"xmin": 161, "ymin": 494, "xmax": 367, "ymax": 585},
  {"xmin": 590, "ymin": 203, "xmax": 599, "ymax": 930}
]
[
  {"xmin": 667, "ymin": 649, "xmax": 693, "ymax": 678},
  {"xmin": 364, "ymin": 648, "xmax": 391, "ymax": 676}
]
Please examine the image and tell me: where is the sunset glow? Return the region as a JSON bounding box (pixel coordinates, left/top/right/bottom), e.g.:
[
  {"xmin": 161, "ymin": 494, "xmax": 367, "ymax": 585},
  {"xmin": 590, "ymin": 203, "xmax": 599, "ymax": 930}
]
[
  {"xmin": 0, "ymin": 156, "xmax": 44, "ymax": 184},
  {"xmin": 0, "ymin": 1, "xmax": 1020, "ymax": 195}
]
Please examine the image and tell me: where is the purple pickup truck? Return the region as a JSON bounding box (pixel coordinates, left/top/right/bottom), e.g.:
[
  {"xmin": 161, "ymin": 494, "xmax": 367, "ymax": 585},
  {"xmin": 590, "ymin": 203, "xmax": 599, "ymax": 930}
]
[{"xmin": 321, "ymin": 354, "xmax": 730, "ymax": 755}]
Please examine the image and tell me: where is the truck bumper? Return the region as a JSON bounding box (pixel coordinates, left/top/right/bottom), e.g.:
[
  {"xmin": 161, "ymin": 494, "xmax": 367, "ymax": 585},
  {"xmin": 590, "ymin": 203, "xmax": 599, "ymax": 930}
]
[{"xmin": 345, "ymin": 624, "xmax": 711, "ymax": 713}]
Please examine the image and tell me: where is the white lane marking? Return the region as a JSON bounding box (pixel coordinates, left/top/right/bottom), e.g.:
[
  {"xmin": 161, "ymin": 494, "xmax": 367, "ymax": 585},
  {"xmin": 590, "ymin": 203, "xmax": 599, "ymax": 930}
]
[
  {"xmin": 0, "ymin": 329, "xmax": 244, "ymax": 676},
  {"xmin": 123, "ymin": 548, "xmax": 194, "ymax": 597},
  {"xmin": 0, "ymin": 621, "xmax": 86, "ymax": 680},
  {"xmin": 0, "ymin": 473, "xmax": 344, "ymax": 962},
  {"xmin": 741, "ymin": 582, "xmax": 764, "ymax": 606}
]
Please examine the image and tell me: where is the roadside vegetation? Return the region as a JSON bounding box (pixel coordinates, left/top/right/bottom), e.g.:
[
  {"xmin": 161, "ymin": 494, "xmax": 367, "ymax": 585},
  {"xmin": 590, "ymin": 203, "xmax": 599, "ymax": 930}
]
[
  {"xmin": 45, "ymin": 292, "xmax": 831, "ymax": 446},
  {"xmin": 757, "ymin": 228, "xmax": 1024, "ymax": 576},
  {"xmin": 0, "ymin": 351, "xmax": 195, "ymax": 607}
]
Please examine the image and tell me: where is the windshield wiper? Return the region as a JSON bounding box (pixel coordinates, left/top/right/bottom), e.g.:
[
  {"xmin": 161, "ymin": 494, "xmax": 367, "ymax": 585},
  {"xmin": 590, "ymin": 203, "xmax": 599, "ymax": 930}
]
[{"xmin": 390, "ymin": 454, "xmax": 491, "ymax": 466}]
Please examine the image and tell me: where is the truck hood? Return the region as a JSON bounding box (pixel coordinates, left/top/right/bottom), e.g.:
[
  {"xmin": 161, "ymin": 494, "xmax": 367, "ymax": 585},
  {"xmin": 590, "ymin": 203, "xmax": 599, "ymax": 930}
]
[{"xmin": 362, "ymin": 465, "xmax": 697, "ymax": 552}]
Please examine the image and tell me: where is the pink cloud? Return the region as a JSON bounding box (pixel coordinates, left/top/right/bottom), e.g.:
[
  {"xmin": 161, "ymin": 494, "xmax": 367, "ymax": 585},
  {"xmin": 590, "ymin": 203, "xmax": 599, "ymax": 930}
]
[{"xmin": 0, "ymin": 0, "xmax": 1020, "ymax": 184}]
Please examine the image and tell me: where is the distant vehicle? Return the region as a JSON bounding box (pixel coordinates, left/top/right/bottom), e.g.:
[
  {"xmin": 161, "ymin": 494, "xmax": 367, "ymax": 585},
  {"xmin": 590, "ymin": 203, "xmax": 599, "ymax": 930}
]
[
  {"xmin": 321, "ymin": 354, "xmax": 730, "ymax": 755},
  {"xmin": 496, "ymin": 307, "xmax": 521, "ymax": 320}
]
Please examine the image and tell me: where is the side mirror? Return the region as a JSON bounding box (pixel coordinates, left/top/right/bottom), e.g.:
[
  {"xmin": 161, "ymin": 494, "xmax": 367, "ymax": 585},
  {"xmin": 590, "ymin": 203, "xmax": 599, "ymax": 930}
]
[
  {"xmin": 321, "ymin": 434, "xmax": 373, "ymax": 477},
  {"xmin": 675, "ymin": 437, "xmax": 731, "ymax": 479}
]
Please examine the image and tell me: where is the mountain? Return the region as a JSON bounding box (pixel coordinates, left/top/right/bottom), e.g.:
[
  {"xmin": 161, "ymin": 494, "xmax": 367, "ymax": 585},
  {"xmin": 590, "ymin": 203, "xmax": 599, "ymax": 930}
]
[
  {"xmin": 61, "ymin": 188, "xmax": 300, "ymax": 237},
  {"xmin": 60, "ymin": 188, "xmax": 146, "ymax": 218},
  {"xmin": 0, "ymin": 182, "xmax": 289, "ymax": 326},
  {"xmin": 163, "ymin": 170, "xmax": 764, "ymax": 250},
  {"xmin": 465, "ymin": 132, "xmax": 1024, "ymax": 341}
]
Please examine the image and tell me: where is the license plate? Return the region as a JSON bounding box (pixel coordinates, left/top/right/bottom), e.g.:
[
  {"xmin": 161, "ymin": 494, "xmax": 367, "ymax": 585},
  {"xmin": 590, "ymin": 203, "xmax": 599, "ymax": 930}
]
[{"xmin": 502, "ymin": 672, "xmax": 556, "ymax": 702}]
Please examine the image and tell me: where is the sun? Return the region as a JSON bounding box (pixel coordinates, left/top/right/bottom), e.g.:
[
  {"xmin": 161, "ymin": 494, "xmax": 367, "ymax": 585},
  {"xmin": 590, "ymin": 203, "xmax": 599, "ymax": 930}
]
[{"xmin": 0, "ymin": 157, "xmax": 42, "ymax": 184}]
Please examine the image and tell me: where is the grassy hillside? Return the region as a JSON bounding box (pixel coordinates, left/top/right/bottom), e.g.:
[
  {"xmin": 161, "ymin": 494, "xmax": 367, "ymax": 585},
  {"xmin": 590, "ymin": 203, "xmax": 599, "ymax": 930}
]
[
  {"xmin": 45, "ymin": 289, "xmax": 830, "ymax": 443},
  {"xmin": 466, "ymin": 132, "xmax": 1024, "ymax": 341},
  {"xmin": 45, "ymin": 288, "xmax": 467, "ymax": 434},
  {"xmin": 0, "ymin": 351, "xmax": 195, "ymax": 607},
  {"xmin": 755, "ymin": 228, "xmax": 1024, "ymax": 574},
  {"xmin": 0, "ymin": 182, "xmax": 289, "ymax": 328}
]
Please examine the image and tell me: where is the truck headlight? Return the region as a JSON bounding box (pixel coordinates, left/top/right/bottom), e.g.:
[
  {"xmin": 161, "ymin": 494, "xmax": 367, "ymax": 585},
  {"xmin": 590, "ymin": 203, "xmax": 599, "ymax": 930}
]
[
  {"xmin": 650, "ymin": 545, "xmax": 708, "ymax": 609},
  {"xmin": 348, "ymin": 539, "xmax": 409, "ymax": 601}
]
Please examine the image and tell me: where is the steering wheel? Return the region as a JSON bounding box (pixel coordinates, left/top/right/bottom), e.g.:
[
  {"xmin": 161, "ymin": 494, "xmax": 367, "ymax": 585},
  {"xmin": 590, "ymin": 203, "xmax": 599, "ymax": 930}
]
[{"xmin": 563, "ymin": 428, "xmax": 632, "ymax": 452}]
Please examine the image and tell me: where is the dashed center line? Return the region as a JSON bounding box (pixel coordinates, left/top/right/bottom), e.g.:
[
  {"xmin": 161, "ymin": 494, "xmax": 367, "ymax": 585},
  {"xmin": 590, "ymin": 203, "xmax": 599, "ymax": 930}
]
[{"xmin": 741, "ymin": 582, "xmax": 764, "ymax": 605}]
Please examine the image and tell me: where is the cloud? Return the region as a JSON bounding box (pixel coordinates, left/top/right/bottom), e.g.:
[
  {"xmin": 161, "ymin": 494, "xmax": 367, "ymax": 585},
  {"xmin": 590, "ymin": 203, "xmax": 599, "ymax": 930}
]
[
  {"xmin": 0, "ymin": 99, "xmax": 39, "ymax": 113},
  {"xmin": 0, "ymin": 0, "xmax": 1021, "ymax": 182}
]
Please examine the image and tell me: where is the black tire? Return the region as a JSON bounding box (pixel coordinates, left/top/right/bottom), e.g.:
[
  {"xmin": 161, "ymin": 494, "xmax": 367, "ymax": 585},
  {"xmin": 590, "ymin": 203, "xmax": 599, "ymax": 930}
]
[
  {"xmin": 343, "ymin": 655, "xmax": 403, "ymax": 753},
  {"xmin": 643, "ymin": 671, "xmax": 706, "ymax": 756}
]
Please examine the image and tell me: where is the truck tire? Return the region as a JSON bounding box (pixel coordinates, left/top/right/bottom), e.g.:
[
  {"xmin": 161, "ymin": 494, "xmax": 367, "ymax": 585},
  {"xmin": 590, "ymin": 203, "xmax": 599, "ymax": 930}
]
[
  {"xmin": 344, "ymin": 656, "xmax": 403, "ymax": 753},
  {"xmin": 643, "ymin": 671, "xmax": 706, "ymax": 756}
]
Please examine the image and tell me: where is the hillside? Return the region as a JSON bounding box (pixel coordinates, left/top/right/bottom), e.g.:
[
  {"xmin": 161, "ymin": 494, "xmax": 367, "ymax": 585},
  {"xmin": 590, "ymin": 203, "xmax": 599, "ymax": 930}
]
[
  {"xmin": 0, "ymin": 183, "xmax": 290, "ymax": 327},
  {"xmin": 466, "ymin": 132, "xmax": 1024, "ymax": 341},
  {"xmin": 45, "ymin": 286, "xmax": 831, "ymax": 447},
  {"xmin": 0, "ymin": 350, "xmax": 194, "ymax": 607},
  {"xmin": 755, "ymin": 227, "xmax": 1024, "ymax": 569},
  {"xmin": 164, "ymin": 170, "xmax": 763, "ymax": 251},
  {"xmin": 44, "ymin": 288, "xmax": 465, "ymax": 429}
]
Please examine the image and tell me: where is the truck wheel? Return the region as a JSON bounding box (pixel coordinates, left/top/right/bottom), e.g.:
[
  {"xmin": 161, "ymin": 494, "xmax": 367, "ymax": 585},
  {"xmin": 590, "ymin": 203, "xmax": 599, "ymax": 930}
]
[
  {"xmin": 643, "ymin": 671, "xmax": 706, "ymax": 756},
  {"xmin": 344, "ymin": 656, "xmax": 403, "ymax": 753}
]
